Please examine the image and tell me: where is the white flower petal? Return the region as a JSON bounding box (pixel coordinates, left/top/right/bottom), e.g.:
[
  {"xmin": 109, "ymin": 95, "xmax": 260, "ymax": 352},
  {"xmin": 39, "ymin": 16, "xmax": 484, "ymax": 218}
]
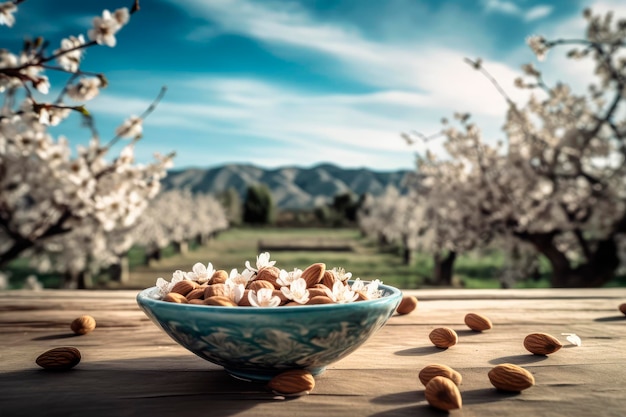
[{"xmin": 562, "ymin": 333, "xmax": 582, "ymax": 346}]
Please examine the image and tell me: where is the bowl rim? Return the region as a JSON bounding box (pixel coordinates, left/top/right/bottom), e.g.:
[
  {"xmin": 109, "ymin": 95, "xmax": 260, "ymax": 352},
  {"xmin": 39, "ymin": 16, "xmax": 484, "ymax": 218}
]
[{"xmin": 137, "ymin": 280, "xmax": 402, "ymax": 315}]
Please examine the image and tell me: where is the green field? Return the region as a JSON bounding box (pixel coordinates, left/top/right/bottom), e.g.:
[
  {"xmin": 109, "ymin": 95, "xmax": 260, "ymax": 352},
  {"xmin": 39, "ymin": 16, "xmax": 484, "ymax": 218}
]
[{"xmin": 5, "ymin": 227, "xmax": 626, "ymax": 290}]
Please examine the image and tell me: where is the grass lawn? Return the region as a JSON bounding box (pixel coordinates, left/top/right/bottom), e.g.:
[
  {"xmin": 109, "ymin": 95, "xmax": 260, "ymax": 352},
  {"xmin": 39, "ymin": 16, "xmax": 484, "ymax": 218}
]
[
  {"xmin": 122, "ymin": 227, "xmax": 557, "ymax": 290},
  {"xmin": 5, "ymin": 226, "xmax": 625, "ymax": 290}
]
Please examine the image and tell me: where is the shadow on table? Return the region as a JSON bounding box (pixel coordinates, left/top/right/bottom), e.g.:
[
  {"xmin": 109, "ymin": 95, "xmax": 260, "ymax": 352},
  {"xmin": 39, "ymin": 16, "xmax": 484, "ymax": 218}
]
[
  {"xmin": 454, "ymin": 329, "xmax": 486, "ymax": 337},
  {"xmin": 394, "ymin": 346, "xmax": 448, "ymax": 356},
  {"xmin": 32, "ymin": 333, "xmax": 82, "ymax": 341},
  {"xmin": 0, "ymin": 355, "xmax": 291, "ymax": 417},
  {"xmin": 594, "ymin": 315, "xmax": 625, "ymax": 322},
  {"xmin": 461, "ymin": 387, "xmax": 521, "ymax": 404},
  {"xmin": 370, "ymin": 389, "xmax": 424, "ymax": 405},
  {"xmin": 368, "ymin": 387, "xmax": 520, "ymax": 416},
  {"xmin": 489, "ymin": 353, "xmax": 548, "ymax": 365}
]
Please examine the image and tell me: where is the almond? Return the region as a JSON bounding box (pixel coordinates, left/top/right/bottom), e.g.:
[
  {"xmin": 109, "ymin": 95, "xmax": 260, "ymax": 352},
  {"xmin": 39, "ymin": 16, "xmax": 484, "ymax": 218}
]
[
  {"xmin": 429, "ymin": 327, "xmax": 458, "ymax": 348},
  {"xmin": 307, "ymin": 287, "xmax": 331, "ymax": 298},
  {"xmin": 419, "ymin": 364, "xmax": 462, "ymax": 387},
  {"xmin": 210, "ymin": 270, "xmax": 229, "ymax": 285},
  {"xmin": 171, "ymin": 279, "xmax": 197, "ymax": 296},
  {"xmin": 488, "ymin": 363, "xmax": 535, "ymax": 392},
  {"xmin": 301, "ymin": 263, "xmax": 325, "ymax": 287},
  {"xmin": 619, "ymin": 303, "xmax": 626, "ymax": 315},
  {"xmin": 256, "ymin": 266, "xmax": 281, "ymax": 289},
  {"xmin": 523, "ymin": 332, "xmax": 562, "ymax": 355},
  {"xmin": 203, "ymin": 296, "xmax": 237, "ymax": 306},
  {"xmin": 247, "ymin": 279, "xmax": 275, "ymax": 292},
  {"xmin": 238, "ymin": 290, "xmax": 253, "ymax": 306},
  {"xmin": 424, "ymin": 376, "xmax": 462, "ymax": 411},
  {"xmin": 36, "ymin": 347, "xmax": 81, "ymax": 370},
  {"xmin": 70, "ymin": 315, "xmax": 96, "ymax": 335},
  {"xmin": 188, "ymin": 299, "xmax": 205, "ymax": 305},
  {"xmin": 186, "ymin": 287, "xmax": 206, "ymax": 301},
  {"xmin": 163, "ymin": 292, "xmax": 188, "ymax": 303},
  {"xmin": 306, "ymin": 295, "xmax": 334, "ymax": 305},
  {"xmin": 321, "ymin": 270, "xmax": 337, "ymax": 288},
  {"xmin": 396, "ymin": 295, "xmax": 418, "ymax": 315},
  {"xmin": 273, "ymin": 289, "xmax": 289, "ymax": 304},
  {"xmin": 355, "ymin": 290, "xmax": 369, "ymax": 301},
  {"xmin": 204, "ymin": 283, "xmax": 228, "ymax": 298},
  {"xmin": 464, "ymin": 312, "xmax": 492, "ymax": 332},
  {"xmin": 267, "ymin": 369, "xmax": 315, "ymax": 396}
]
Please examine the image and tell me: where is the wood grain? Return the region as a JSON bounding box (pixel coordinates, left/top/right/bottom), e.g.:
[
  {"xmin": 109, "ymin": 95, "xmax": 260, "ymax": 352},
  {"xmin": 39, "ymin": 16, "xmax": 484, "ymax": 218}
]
[{"xmin": 0, "ymin": 288, "xmax": 624, "ymax": 417}]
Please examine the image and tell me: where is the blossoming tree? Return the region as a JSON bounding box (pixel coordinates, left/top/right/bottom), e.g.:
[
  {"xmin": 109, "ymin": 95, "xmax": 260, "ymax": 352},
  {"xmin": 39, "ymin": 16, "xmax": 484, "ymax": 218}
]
[
  {"xmin": 133, "ymin": 189, "xmax": 229, "ymax": 265},
  {"xmin": 412, "ymin": 9, "xmax": 626, "ymax": 287},
  {"xmin": 357, "ymin": 186, "xmax": 426, "ymax": 265},
  {"xmin": 0, "ymin": 0, "xmax": 174, "ymax": 287}
]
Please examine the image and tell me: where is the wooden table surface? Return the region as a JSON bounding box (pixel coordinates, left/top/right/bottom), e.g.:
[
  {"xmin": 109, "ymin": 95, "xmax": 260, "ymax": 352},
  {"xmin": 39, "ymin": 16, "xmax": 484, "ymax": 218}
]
[{"xmin": 0, "ymin": 288, "xmax": 625, "ymax": 417}]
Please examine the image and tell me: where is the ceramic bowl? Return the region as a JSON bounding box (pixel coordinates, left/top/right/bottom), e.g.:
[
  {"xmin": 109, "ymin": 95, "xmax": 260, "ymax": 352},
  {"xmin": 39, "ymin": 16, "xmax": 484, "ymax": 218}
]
[{"xmin": 136, "ymin": 282, "xmax": 402, "ymax": 381}]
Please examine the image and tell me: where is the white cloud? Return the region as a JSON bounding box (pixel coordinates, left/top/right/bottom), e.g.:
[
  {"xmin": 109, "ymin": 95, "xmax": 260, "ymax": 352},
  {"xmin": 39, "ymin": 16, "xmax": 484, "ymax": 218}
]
[
  {"xmin": 482, "ymin": 0, "xmax": 553, "ymax": 21},
  {"xmin": 102, "ymin": 0, "xmax": 625, "ymax": 170},
  {"xmin": 482, "ymin": 0, "xmax": 520, "ymax": 15},
  {"xmin": 524, "ymin": 6, "xmax": 553, "ymax": 21}
]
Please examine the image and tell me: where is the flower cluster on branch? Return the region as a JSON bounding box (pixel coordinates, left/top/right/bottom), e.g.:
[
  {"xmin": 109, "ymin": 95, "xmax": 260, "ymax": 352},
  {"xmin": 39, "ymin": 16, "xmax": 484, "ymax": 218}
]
[{"xmin": 0, "ymin": 0, "xmax": 174, "ymax": 283}]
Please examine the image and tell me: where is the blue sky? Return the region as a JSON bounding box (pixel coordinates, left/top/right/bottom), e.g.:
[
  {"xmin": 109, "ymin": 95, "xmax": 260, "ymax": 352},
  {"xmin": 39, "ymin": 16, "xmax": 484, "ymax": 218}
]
[{"xmin": 3, "ymin": 0, "xmax": 625, "ymax": 171}]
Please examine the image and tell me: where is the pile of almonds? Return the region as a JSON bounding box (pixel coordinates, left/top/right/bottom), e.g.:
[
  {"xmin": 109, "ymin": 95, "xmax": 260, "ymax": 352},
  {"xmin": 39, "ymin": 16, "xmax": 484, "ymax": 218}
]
[{"xmin": 160, "ymin": 262, "xmax": 383, "ymax": 307}]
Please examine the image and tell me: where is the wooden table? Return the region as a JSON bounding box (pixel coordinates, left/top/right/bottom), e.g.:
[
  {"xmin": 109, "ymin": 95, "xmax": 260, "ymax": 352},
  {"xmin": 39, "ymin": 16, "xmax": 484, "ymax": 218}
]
[{"xmin": 1, "ymin": 288, "xmax": 625, "ymax": 417}]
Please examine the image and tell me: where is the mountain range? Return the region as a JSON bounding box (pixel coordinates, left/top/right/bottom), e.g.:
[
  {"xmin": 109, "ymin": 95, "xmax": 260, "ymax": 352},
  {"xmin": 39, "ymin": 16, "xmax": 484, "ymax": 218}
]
[{"xmin": 161, "ymin": 163, "xmax": 414, "ymax": 209}]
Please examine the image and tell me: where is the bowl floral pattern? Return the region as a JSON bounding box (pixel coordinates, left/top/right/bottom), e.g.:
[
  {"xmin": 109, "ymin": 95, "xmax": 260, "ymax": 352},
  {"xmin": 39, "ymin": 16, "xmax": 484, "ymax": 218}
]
[{"xmin": 137, "ymin": 282, "xmax": 401, "ymax": 380}]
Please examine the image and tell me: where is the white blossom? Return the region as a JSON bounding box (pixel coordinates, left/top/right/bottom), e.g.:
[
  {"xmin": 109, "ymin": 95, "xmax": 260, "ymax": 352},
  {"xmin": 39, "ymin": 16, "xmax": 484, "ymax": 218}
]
[
  {"xmin": 327, "ymin": 280, "xmax": 358, "ymax": 304},
  {"xmin": 186, "ymin": 262, "xmax": 215, "ymax": 283},
  {"xmin": 227, "ymin": 268, "xmax": 255, "ymax": 287},
  {"xmin": 224, "ymin": 280, "xmax": 245, "ymax": 304},
  {"xmin": 66, "ymin": 77, "xmax": 102, "ymax": 101},
  {"xmin": 0, "ymin": 2, "xmax": 17, "ymax": 27},
  {"xmin": 55, "ymin": 35, "xmax": 86, "ymax": 72},
  {"xmin": 276, "ymin": 267, "xmax": 302, "ymax": 287},
  {"xmin": 248, "ymin": 288, "xmax": 281, "ymax": 307},
  {"xmin": 562, "ymin": 333, "xmax": 582, "ymax": 347},
  {"xmin": 280, "ymin": 277, "xmax": 310, "ymax": 304},
  {"xmin": 88, "ymin": 8, "xmax": 129, "ymax": 47},
  {"xmin": 526, "ymin": 35, "xmax": 549, "ymax": 61},
  {"xmin": 115, "ymin": 115, "xmax": 143, "ymax": 138},
  {"xmin": 245, "ymin": 251, "xmax": 276, "ymax": 272}
]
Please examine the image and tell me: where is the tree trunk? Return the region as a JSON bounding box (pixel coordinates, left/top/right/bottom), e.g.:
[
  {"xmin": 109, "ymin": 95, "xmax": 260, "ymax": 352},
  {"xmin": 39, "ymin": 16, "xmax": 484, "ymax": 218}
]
[
  {"xmin": 524, "ymin": 233, "xmax": 619, "ymax": 288},
  {"xmin": 401, "ymin": 235, "xmax": 412, "ymax": 265},
  {"xmin": 195, "ymin": 233, "xmax": 207, "ymax": 246},
  {"xmin": 433, "ymin": 251, "xmax": 457, "ymax": 286},
  {"xmin": 0, "ymin": 238, "xmax": 33, "ymax": 269},
  {"xmin": 144, "ymin": 247, "xmax": 162, "ymax": 266},
  {"xmin": 63, "ymin": 270, "xmax": 91, "ymax": 289},
  {"xmin": 109, "ymin": 256, "xmax": 130, "ymax": 284},
  {"xmin": 173, "ymin": 240, "xmax": 188, "ymax": 255}
]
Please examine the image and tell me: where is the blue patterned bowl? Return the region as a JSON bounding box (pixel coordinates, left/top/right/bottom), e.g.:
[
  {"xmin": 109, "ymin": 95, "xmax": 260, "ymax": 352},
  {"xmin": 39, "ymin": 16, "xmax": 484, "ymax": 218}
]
[{"xmin": 137, "ymin": 282, "xmax": 402, "ymax": 381}]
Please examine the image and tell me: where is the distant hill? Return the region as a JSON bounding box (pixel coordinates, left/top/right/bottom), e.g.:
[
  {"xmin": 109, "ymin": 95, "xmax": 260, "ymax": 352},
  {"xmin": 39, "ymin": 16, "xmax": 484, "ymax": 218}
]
[{"xmin": 161, "ymin": 163, "xmax": 414, "ymax": 209}]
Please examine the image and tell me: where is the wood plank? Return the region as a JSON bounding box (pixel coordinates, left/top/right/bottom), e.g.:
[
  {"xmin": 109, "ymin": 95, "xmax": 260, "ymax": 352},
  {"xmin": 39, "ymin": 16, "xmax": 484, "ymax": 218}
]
[{"xmin": 0, "ymin": 288, "xmax": 624, "ymax": 417}]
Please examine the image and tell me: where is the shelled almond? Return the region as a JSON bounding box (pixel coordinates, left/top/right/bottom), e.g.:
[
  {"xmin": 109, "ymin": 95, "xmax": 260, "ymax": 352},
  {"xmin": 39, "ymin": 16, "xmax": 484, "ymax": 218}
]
[
  {"xmin": 70, "ymin": 315, "xmax": 96, "ymax": 335},
  {"xmin": 267, "ymin": 369, "xmax": 315, "ymax": 396},
  {"xmin": 523, "ymin": 332, "xmax": 562, "ymax": 355},
  {"xmin": 36, "ymin": 347, "xmax": 81, "ymax": 370},
  {"xmin": 419, "ymin": 364, "xmax": 462, "ymax": 386},
  {"xmin": 488, "ymin": 363, "xmax": 535, "ymax": 392},
  {"xmin": 464, "ymin": 312, "xmax": 492, "ymax": 332},
  {"xmin": 396, "ymin": 295, "xmax": 418, "ymax": 315},
  {"xmin": 424, "ymin": 376, "xmax": 462, "ymax": 411},
  {"xmin": 429, "ymin": 327, "xmax": 458, "ymax": 348}
]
